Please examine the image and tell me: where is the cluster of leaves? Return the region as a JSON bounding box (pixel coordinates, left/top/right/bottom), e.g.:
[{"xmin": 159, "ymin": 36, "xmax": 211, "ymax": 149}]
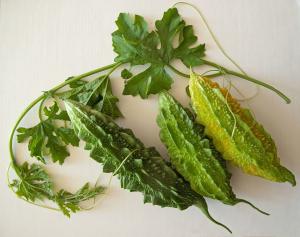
[
  {"xmin": 12, "ymin": 7, "xmax": 208, "ymax": 218},
  {"xmin": 17, "ymin": 75, "xmax": 123, "ymax": 165},
  {"xmin": 10, "ymin": 162, "xmax": 104, "ymax": 217},
  {"xmin": 14, "ymin": 64, "xmax": 123, "ymax": 216},
  {"xmin": 112, "ymin": 8, "xmax": 205, "ymax": 98}
]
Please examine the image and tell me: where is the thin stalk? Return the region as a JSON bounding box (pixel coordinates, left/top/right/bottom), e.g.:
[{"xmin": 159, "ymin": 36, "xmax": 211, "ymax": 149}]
[
  {"xmin": 173, "ymin": 1, "xmax": 248, "ymax": 76},
  {"xmin": 201, "ymin": 59, "xmax": 291, "ymax": 103},
  {"xmin": 167, "ymin": 64, "xmax": 231, "ymax": 79},
  {"xmin": 49, "ymin": 63, "xmax": 120, "ymax": 93},
  {"xmin": 205, "ymin": 72, "xmax": 223, "ymax": 78},
  {"xmin": 169, "ymin": 61, "xmax": 289, "ymax": 103},
  {"xmin": 38, "ymin": 97, "xmax": 47, "ymax": 121},
  {"xmin": 9, "ymin": 95, "xmax": 45, "ymax": 166},
  {"xmin": 236, "ymin": 199, "xmax": 270, "ymax": 216},
  {"xmin": 167, "ymin": 64, "xmax": 189, "ymax": 78},
  {"xmin": 195, "ymin": 202, "xmax": 232, "ymax": 233}
]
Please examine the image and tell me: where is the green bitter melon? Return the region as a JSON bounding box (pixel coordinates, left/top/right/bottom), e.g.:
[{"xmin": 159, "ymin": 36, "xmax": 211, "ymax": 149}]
[
  {"xmin": 157, "ymin": 91, "xmax": 267, "ymax": 214},
  {"xmin": 64, "ymin": 100, "xmax": 231, "ymax": 233}
]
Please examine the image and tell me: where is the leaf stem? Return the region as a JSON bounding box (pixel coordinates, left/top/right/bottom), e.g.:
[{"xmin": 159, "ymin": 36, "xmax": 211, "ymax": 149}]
[
  {"xmin": 167, "ymin": 64, "xmax": 189, "ymax": 78},
  {"xmin": 201, "ymin": 59, "xmax": 291, "ymax": 104},
  {"xmin": 167, "ymin": 64, "xmax": 227, "ymax": 79},
  {"xmin": 195, "ymin": 202, "xmax": 232, "ymax": 233},
  {"xmin": 203, "ymin": 72, "xmax": 223, "ymax": 78},
  {"xmin": 168, "ymin": 58, "xmax": 290, "ymax": 103},
  {"xmin": 236, "ymin": 198, "xmax": 270, "ymax": 216},
  {"xmin": 38, "ymin": 97, "xmax": 47, "ymax": 121},
  {"xmin": 49, "ymin": 63, "xmax": 120, "ymax": 94}
]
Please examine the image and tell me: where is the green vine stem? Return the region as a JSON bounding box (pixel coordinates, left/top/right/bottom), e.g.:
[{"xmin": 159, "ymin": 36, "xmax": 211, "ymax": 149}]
[
  {"xmin": 38, "ymin": 97, "xmax": 47, "ymax": 121},
  {"xmin": 167, "ymin": 64, "xmax": 189, "ymax": 78},
  {"xmin": 167, "ymin": 64, "xmax": 222, "ymax": 79},
  {"xmin": 166, "ymin": 63, "xmax": 290, "ymax": 103},
  {"xmin": 201, "ymin": 59, "xmax": 291, "ymax": 104}
]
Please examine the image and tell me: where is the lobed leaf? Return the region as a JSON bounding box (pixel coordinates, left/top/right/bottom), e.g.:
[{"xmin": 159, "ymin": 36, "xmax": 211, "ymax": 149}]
[
  {"xmin": 112, "ymin": 8, "xmax": 205, "ymax": 98},
  {"xmin": 17, "ymin": 101, "xmax": 79, "ymax": 164},
  {"xmin": 55, "ymin": 183, "xmax": 105, "ymax": 217},
  {"xmin": 10, "ymin": 162, "xmax": 54, "ymax": 201},
  {"xmin": 10, "ymin": 162, "xmax": 104, "ymax": 217}
]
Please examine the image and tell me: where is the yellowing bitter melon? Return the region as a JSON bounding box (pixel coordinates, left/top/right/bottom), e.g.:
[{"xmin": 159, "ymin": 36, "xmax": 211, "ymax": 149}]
[
  {"xmin": 189, "ymin": 72, "xmax": 295, "ymax": 186},
  {"xmin": 157, "ymin": 91, "xmax": 267, "ymax": 214}
]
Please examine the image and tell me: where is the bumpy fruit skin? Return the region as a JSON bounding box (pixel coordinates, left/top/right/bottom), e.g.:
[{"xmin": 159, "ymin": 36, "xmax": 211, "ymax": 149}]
[
  {"xmin": 157, "ymin": 92, "xmax": 237, "ymax": 204},
  {"xmin": 189, "ymin": 72, "xmax": 295, "ymax": 186},
  {"xmin": 65, "ymin": 100, "xmax": 234, "ymax": 233},
  {"xmin": 64, "ymin": 100, "xmax": 214, "ymax": 210}
]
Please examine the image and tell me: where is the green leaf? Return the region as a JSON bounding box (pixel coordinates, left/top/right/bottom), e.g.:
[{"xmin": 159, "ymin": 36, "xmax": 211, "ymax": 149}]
[
  {"xmin": 155, "ymin": 7, "xmax": 185, "ymax": 62},
  {"xmin": 10, "ymin": 162, "xmax": 54, "ymax": 201},
  {"xmin": 55, "ymin": 183, "xmax": 105, "ymax": 217},
  {"xmin": 173, "ymin": 25, "xmax": 205, "ymax": 67},
  {"xmin": 112, "ymin": 8, "xmax": 205, "ymax": 98},
  {"xmin": 121, "ymin": 68, "xmax": 133, "ymax": 79},
  {"xmin": 64, "ymin": 100, "xmax": 231, "ymax": 232},
  {"xmin": 44, "ymin": 103, "xmax": 70, "ymax": 121},
  {"xmin": 112, "ymin": 14, "xmax": 159, "ymax": 65},
  {"xmin": 17, "ymin": 102, "xmax": 79, "ymax": 164},
  {"xmin": 123, "ymin": 65, "xmax": 172, "ymax": 99},
  {"xmin": 56, "ymin": 127, "xmax": 81, "ymax": 146},
  {"xmin": 10, "ymin": 162, "xmax": 104, "ymax": 217},
  {"xmin": 66, "ymin": 76, "xmax": 87, "ymax": 88},
  {"xmin": 61, "ymin": 76, "xmax": 122, "ymax": 119},
  {"xmin": 17, "ymin": 124, "xmax": 46, "ymax": 163}
]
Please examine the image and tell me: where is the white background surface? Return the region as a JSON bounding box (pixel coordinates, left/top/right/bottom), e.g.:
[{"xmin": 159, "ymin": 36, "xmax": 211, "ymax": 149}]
[{"xmin": 1, "ymin": 0, "xmax": 300, "ymax": 236}]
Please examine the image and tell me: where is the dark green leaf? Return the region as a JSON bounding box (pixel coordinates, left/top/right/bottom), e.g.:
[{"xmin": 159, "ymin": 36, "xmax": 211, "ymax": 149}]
[
  {"xmin": 123, "ymin": 65, "xmax": 172, "ymax": 99},
  {"xmin": 61, "ymin": 76, "xmax": 122, "ymax": 119},
  {"xmin": 112, "ymin": 14, "xmax": 159, "ymax": 65},
  {"xmin": 17, "ymin": 102, "xmax": 79, "ymax": 164},
  {"xmin": 173, "ymin": 25, "xmax": 205, "ymax": 67},
  {"xmin": 56, "ymin": 127, "xmax": 80, "ymax": 146},
  {"xmin": 112, "ymin": 8, "xmax": 205, "ymax": 98},
  {"xmin": 17, "ymin": 125, "xmax": 46, "ymax": 163},
  {"xmin": 43, "ymin": 101, "xmax": 70, "ymax": 121},
  {"xmin": 121, "ymin": 68, "xmax": 133, "ymax": 79},
  {"xmin": 65, "ymin": 76, "xmax": 87, "ymax": 88},
  {"xmin": 155, "ymin": 7, "xmax": 185, "ymax": 62}
]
